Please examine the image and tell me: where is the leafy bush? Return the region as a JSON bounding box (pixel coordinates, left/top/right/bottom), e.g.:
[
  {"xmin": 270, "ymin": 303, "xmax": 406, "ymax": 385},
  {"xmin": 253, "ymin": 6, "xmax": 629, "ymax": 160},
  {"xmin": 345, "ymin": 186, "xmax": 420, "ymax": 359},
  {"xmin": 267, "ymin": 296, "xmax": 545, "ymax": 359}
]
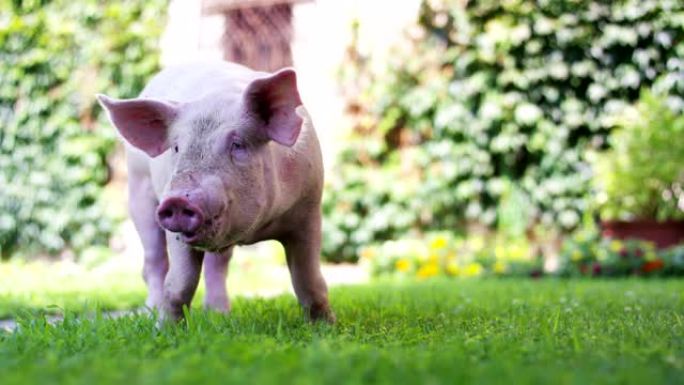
[
  {"xmin": 323, "ymin": 0, "xmax": 684, "ymax": 263},
  {"xmin": 593, "ymin": 91, "xmax": 684, "ymax": 221},
  {"xmin": 0, "ymin": 0, "xmax": 167, "ymax": 259}
]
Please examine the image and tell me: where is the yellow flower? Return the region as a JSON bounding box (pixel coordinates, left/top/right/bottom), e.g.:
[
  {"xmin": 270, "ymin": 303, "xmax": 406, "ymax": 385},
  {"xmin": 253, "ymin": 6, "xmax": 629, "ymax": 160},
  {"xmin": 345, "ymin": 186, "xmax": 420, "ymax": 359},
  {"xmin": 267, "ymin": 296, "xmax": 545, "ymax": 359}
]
[
  {"xmin": 495, "ymin": 245, "xmax": 506, "ymax": 260},
  {"xmin": 509, "ymin": 244, "xmax": 528, "ymax": 261},
  {"xmin": 429, "ymin": 235, "xmax": 448, "ymax": 251},
  {"xmin": 575, "ymin": 232, "xmax": 587, "ymax": 243},
  {"xmin": 446, "ymin": 262, "xmax": 460, "ymax": 276},
  {"xmin": 395, "ymin": 259, "xmax": 411, "ymax": 272},
  {"xmin": 571, "ymin": 249, "xmax": 583, "ymax": 261},
  {"xmin": 359, "ymin": 247, "xmax": 377, "ymax": 260},
  {"xmin": 596, "ymin": 248, "xmax": 609, "ymax": 262},
  {"xmin": 417, "ymin": 246, "xmax": 431, "ymax": 262},
  {"xmin": 609, "ymin": 240, "xmax": 623, "ymax": 253},
  {"xmin": 493, "ymin": 261, "xmax": 507, "ymax": 274},
  {"xmin": 463, "ymin": 262, "xmax": 483, "ymax": 277},
  {"xmin": 417, "ymin": 262, "xmax": 439, "ymax": 279},
  {"xmin": 470, "ymin": 236, "xmax": 485, "ymax": 252}
]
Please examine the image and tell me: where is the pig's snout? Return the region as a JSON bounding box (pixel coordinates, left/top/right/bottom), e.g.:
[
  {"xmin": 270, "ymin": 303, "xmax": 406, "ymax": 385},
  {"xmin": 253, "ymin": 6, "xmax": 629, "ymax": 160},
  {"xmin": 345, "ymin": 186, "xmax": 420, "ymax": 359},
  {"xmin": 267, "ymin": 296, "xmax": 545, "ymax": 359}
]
[{"xmin": 157, "ymin": 197, "xmax": 205, "ymax": 239}]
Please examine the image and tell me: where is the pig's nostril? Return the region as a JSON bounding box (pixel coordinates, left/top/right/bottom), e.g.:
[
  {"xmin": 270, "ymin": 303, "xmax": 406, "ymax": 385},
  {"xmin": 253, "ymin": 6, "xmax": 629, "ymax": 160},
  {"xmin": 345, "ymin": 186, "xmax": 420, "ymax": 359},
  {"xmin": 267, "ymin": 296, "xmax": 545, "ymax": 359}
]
[
  {"xmin": 157, "ymin": 196, "xmax": 204, "ymax": 235},
  {"xmin": 159, "ymin": 209, "xmax": 173, "ymax": 219}
]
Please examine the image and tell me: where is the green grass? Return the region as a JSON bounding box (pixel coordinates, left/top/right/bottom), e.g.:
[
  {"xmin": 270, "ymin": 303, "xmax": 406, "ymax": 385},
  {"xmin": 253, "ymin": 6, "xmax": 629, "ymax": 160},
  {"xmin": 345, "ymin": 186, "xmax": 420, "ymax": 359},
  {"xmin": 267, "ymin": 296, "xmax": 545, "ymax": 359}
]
[
  {"xmin": 0, "ymin": 248, "xmax": 293, "ymax": 319},
  {"xmin": 1, "ymin": 278, "xmax": 683, "ymax": 385}
]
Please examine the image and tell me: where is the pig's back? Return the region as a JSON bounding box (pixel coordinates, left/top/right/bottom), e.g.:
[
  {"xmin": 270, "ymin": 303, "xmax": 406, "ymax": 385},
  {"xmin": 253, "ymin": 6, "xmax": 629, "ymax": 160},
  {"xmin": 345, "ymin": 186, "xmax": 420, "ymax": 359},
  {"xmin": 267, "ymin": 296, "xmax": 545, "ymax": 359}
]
[{"xmin": 140, "ymin": 61, "xmax": 265, "ymax": 102}]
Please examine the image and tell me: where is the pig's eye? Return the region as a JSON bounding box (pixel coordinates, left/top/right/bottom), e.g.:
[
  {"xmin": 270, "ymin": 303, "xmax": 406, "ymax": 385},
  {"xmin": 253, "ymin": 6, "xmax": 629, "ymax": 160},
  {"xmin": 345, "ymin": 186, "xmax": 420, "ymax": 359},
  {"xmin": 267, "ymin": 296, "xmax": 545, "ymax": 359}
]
[{"xmin": 230, "ymin": 140, "xmax": 248, "ymax": 161}]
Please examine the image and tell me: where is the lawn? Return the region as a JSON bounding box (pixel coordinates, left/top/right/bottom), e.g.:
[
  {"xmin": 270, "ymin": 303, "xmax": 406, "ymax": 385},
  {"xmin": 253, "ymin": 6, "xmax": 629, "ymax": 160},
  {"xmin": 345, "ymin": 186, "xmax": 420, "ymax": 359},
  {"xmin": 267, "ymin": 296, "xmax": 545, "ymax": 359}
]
[
  {"xmin": 0, "ymin": 244, "xmax": 295, "ymax": 319},
  {"xmin": 1, "ymin": 276, "xmax": 683, "ymax": 385}
]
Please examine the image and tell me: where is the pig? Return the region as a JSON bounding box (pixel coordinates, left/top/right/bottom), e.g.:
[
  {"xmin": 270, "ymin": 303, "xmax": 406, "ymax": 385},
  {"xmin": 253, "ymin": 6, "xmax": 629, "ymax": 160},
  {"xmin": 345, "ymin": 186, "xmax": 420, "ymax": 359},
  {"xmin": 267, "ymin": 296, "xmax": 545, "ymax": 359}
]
[{"xmin": 96, "ymin": 61, "xmax": 334, "ymax": 323}]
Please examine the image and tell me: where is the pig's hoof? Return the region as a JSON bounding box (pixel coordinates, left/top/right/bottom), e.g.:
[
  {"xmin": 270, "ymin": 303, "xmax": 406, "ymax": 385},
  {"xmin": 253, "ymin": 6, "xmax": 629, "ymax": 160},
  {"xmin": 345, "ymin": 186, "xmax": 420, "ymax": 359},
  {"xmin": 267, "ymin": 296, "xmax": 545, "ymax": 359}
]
[
  {"xmin": 144, "ymin": 297, "xmax": 165, "ymax": 312},
  {"xmin": 154, "ymin": 311, "xmax": 183, "ymax": 329},
  {"xmin": 306, "ymin": 303, "xmax": 336, "ymax": 324},
  {"xmin": 154, "ymin": 304, "xmax": 186, "ymax": 328},
  {"xmin": 203, "ymin": 298, "xmax": 230, "ymax": 314},
  {"xmin": 204, "ymin": 306, "xmax": 231, "ymax": 315},
  {"xmin": 138, "ymin": 305, "xmax": 160, "ymax": 319},
  {"xmin": 154, "ymin": 317, "xmax": 168, "ymax": 330}
]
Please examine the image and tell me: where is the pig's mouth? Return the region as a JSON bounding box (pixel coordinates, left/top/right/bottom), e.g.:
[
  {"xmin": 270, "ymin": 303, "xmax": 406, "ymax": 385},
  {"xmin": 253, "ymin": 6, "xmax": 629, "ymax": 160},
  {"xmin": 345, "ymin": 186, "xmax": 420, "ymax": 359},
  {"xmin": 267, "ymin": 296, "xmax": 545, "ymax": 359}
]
[
  {"xmin": 180, "ymin": 231, "xmax": 217, "ymax": 250},
  {"xmin": 181, "ymin": 231, "xmax": 201, "ymax": 244},
  {"xmin": 179, "ymin": 226, "xmax": 227, "ymax": 251}
]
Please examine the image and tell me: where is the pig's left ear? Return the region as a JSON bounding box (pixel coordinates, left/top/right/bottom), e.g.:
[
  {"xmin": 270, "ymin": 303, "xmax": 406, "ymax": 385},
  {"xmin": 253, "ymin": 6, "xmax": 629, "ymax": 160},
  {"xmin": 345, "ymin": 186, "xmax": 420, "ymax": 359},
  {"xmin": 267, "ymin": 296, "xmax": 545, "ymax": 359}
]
[
  {"xmin": 96, "ymin": 94, "xmax": 179, "ymax": 157},
  {"xmin": 243, "ymin": 68, "xmax": 303, "ymax": 147}
]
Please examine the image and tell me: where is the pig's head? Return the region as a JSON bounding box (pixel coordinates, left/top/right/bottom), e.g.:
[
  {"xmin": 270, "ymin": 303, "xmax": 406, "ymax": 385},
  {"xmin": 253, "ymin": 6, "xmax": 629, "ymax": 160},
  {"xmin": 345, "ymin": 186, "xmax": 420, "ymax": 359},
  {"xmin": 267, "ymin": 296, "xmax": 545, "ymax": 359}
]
[{"xmin": 97, "ymin": 68, "xmax": 303, "ymax": 250}]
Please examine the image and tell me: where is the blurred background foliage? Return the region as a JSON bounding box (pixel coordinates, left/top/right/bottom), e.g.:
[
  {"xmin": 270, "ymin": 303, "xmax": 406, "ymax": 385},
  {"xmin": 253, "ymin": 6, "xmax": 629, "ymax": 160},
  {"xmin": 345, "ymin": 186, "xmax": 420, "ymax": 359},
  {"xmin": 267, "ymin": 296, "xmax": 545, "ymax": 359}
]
[
  {"xmin": 1, "ymin": 0, "xmax": 682, "ymax": 274},
  {"xmin": 592, "ymin": 90, "xmax": 684, "ymax": 221},
  {"xmin": 323, "ymin": 0, "xmax": 684, "ymax": 263},
  {"xmin": 0, "ymin": 0, "xmax": 167, "ymax": 259}
]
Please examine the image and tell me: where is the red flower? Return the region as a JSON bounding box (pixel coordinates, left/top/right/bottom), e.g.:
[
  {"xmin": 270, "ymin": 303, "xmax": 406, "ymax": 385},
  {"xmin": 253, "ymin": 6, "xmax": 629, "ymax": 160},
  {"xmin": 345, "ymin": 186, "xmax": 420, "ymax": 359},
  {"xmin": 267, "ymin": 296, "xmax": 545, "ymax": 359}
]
[
  {"xmin": 580, "ymin": 264, "xmax": 589, "ymax": 275},
  {"xmin": 642, "ymin": 259, "xmax": 664, "ymax": 273}
]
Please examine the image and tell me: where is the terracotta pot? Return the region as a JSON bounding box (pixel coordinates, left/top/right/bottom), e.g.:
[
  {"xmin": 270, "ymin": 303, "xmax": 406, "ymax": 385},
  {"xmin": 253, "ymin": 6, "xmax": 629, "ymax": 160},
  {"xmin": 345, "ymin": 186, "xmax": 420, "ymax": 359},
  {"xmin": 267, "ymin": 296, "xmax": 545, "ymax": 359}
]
[{"xmin": 601, "ymin": 220, "xmax": 684, "ymax": 249}]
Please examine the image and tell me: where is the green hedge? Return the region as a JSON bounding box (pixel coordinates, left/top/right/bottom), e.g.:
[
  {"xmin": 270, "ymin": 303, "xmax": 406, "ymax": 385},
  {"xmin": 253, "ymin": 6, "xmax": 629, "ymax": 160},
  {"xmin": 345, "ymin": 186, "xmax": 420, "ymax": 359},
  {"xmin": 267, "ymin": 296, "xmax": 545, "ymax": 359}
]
[
  {"xmin": 323, "ymin": 0, "xmax": 684, "ymax": 263},
  {"xmin": 0, "ymin": 0, "xmax": 167, "ymax": 259}
]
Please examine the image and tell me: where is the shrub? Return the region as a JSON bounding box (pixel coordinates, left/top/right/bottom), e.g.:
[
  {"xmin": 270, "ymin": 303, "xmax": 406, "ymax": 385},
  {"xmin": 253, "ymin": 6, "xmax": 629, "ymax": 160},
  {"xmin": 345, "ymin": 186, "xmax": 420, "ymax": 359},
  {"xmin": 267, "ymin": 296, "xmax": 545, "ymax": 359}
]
[
  {"xmin": 592, "ymin": 90, "xmax": 684, "ymax": 221},
  {"xmin": 323, "ymin": 0, "xmax": 684, "ymax": 263},
  {"xmin": 0, "ymin": 0, "xmax": 167, "ymax": 259}
]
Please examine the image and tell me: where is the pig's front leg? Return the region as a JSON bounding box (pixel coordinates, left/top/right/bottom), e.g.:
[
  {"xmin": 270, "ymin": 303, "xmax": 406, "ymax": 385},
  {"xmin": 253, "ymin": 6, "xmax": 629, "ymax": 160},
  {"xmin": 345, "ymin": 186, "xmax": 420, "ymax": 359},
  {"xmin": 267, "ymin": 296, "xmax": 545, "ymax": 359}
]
[
  {"xmin": 203, "ymin": 248, "xmax": 233, "ymax": 313},
  {"xmin": 127, "ymin": 171, "xmax": 168, "ymax": 312},
  {"xmin": 161, "ymin": 234, "xmax": 204, "ymax": 321},
  {"xmin": 282, "ymin": 211, "xmax": 335, "ymax": 323}
]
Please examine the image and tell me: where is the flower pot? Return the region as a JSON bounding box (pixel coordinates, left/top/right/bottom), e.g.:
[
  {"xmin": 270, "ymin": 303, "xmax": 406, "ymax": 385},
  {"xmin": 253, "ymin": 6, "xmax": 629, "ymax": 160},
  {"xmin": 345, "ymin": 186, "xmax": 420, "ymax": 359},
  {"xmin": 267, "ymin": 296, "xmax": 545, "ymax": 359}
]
[{"xmin": 601, "ymin": 220, "xmax": 684, "ymax": 249}]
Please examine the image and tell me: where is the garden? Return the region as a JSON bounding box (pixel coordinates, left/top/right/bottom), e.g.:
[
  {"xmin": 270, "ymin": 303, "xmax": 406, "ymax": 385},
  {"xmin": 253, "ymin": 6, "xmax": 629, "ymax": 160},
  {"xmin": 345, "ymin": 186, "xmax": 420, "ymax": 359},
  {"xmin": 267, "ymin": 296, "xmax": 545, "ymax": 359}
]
[{"xmin": 1, "ymin": 0, "xmax": 683, "ymax": 384}]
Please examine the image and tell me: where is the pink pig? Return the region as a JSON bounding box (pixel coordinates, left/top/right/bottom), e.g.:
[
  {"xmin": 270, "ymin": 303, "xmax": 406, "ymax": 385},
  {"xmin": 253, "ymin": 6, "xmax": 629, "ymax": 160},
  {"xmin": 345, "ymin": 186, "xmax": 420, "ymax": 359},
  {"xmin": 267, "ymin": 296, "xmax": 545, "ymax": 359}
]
[{"xmin": 97, "ymin": 61, "xmax": 334, "ymax": 323}]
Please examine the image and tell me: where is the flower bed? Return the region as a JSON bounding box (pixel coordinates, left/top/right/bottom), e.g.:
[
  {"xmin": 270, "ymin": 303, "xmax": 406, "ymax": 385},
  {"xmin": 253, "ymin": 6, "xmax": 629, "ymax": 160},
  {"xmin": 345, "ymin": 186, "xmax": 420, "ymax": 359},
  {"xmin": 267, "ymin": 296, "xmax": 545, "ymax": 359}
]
[
  {"xmin": 360, "ymin": 233, "xmax": 543, "ymax": 279},
  {"xmin": 559, "ymin": 231, "xmax": 684, "ymax": 277},
  {"xmin": 360, "ymin": 232, "xmax": 684, "ymax": 279}
]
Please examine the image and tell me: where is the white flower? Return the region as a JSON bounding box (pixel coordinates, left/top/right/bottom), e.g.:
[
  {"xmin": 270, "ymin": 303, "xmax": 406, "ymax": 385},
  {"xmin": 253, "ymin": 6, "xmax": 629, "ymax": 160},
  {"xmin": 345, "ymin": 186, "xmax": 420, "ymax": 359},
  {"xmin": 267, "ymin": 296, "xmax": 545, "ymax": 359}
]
[
  {"xmin": 514, "ymin": 103, "xmax": 543, "ymax": 125},
  {"xmin": 588, "ymin": 84, "xmax": 607, "ymax": 102}
]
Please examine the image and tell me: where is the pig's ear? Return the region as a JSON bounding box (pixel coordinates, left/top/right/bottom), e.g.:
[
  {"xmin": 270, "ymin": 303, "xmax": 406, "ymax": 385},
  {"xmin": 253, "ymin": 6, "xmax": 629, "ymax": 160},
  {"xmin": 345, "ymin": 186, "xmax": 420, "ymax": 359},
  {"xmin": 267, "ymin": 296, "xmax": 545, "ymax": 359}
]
[
  {"xmin": 96, "ymin": 94, "xmax": 178, "ymax": 157},
  {"xmin": 243, "ymin": 68, "xmax": 303, "ymax": 147}
]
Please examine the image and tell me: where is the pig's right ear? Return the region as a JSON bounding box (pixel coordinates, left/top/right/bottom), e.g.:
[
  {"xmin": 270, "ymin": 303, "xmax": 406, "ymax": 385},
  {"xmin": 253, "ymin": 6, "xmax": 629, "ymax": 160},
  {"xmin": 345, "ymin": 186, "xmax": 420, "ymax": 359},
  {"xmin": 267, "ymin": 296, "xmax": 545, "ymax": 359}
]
[
  {"xmin": 96, "ymin": 94, "xmax": 178, "ymax": 157},
  {"xmin": 243, "ymin": 69, "xmax": 303, "ymax": 147}
]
